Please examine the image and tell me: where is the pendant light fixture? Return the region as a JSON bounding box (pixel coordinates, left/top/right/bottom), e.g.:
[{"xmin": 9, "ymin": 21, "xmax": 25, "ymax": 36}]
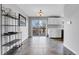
[{"xmin": 37, "ymin": 10, "xmax": 44, "ymax": 16}]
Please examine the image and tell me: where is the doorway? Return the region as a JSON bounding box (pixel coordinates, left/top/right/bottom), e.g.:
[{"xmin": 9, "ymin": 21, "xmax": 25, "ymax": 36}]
[{"xmin": 31, "ymin": 18, "xmax": 47, "ymax": 36}]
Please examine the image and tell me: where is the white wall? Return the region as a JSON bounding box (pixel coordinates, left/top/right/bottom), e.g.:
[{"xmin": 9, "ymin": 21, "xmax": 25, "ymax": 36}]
[{"xmin": 64, "ymin": 4, "xmax": 79, "ymax": 54}]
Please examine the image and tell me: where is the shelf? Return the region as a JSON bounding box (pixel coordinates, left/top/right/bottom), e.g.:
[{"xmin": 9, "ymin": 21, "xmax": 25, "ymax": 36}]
[
  {"xmin": 1, "ymin": 6, "xmax": 22, "ymax": 55},
  {"xmin": 1, "ymin": 25, "xmax": 19, "ymax": 26},
  {"xmin": 4, "ymin": 46, "xmax": 19, "ymax": 55},
  {"xmin": 2, "ymin": 14, "xmax": 18, "ymax": 20},
  {"xmin": 2, "ymin": 32, "xmax": 19, "ymax": 36},
  {"xmin": 2, "ymin": 39, "xmax": 21, "ymax": 46}
]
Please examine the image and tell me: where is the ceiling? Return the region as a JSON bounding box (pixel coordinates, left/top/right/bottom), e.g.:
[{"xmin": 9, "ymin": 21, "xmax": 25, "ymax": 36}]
[{"xmin": 17, "ymin": 4, "xmax": 64, "ymax": 17}]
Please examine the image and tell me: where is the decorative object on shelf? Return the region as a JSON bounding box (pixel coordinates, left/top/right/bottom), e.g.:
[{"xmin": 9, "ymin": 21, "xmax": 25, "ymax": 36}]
[
  {"xmin": 2, "ymin": 7, "xmax": 6, "ymax": 15},
  {"xmin": 18, "ymin": 14, "xmax": 26, "ymax": 26},
  {"xmin": 2, "ymin": 6, "xmax": 18, "ymax": 19},
  {"xmin": 5, "ymin": 8, "xmax": 11, "ymax": 15},
  {"xmin": 2, "ymin": 6, "xmax": 11, "ymax": 15}
]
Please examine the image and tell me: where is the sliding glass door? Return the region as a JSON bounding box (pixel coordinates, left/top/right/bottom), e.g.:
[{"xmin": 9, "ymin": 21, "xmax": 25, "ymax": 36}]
[{"xmin": 32, "ymin": 19, "xmax": 47, "ymax": 36}]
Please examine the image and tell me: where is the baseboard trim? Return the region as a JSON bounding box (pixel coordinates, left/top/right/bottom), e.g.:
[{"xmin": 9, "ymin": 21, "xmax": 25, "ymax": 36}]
[
  {"xmin": 50, "ymin": 37, "xmax": 63, "ymax": 41},
  {"xmin": 28, "ymin": 36, "xmax": 32, "ymax": 38},
  {"xmin": 64, "ymin": 45, "xmax": 76, "ymax": 55},
  {"xmin": 50, "ymin": 37, "xmax": 62, "ymax": 39}
]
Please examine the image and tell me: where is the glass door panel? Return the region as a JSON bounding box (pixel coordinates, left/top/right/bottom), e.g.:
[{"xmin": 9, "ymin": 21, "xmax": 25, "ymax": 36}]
[
  {"xmin": 32, "ymin": 19, "xmax": 47, "ymax": 36},
  {"xmin": 32, "ymin": 20, "xmax": 39, "ymax": 36}
]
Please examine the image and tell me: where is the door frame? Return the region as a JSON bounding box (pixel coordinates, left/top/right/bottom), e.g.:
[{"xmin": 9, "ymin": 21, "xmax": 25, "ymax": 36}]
[{"xmin": 30, "ymin": 17, "xmax": 48, "ymax": 37}]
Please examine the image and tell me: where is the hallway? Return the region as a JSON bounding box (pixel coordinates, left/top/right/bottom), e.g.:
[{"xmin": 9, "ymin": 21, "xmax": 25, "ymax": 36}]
[{"xmin": 14, "ymin": 37, "xmax": 63, "ymax": 55}]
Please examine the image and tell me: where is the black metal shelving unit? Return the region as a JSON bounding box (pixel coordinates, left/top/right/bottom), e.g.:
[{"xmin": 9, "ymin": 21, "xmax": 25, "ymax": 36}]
[
  {"xmin": 2, "ymin": 39, "xmax": 20, "ymax": 46},
  {"xmin": 1, "ymin": 5, "xmax": 22, "ymax": 55}
]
